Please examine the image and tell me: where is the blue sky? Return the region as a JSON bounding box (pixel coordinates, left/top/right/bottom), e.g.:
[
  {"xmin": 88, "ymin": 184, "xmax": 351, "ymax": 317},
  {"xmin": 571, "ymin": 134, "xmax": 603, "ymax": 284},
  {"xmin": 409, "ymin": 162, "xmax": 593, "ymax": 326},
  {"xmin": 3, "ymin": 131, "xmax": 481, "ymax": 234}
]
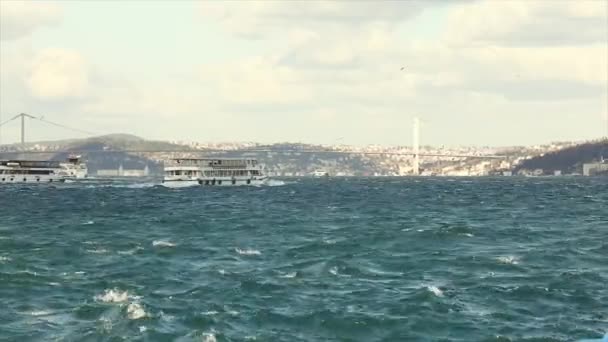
[{"xmin": 1, "ymin": 0, "xmax": 606, "ymax": 146}]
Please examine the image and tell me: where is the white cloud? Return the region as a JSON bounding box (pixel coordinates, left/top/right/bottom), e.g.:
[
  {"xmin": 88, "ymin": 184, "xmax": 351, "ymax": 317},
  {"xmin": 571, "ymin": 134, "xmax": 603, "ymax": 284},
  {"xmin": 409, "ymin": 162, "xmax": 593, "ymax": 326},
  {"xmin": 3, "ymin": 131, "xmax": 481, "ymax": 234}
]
[
  {"xmin": 26, "ymin": 48, "xmax": 90, "ymax": 100},
  {"xmin": 199, "ymin": 0, "xmax": 432, "ymax": 38},
  {"xmin": 199, "ymin": 56, "xmax": 312, "ymax": 106},
  {"xmin": 445, "ymin": 0, "xmax": 608, "ymax": 46},
  {"xmin": 0, "ymin": 1, "xmax": 62, "ymax": 41},
  {"xmin": 1, "ymin": 1, "xmax": 606, "ymax": 145}
]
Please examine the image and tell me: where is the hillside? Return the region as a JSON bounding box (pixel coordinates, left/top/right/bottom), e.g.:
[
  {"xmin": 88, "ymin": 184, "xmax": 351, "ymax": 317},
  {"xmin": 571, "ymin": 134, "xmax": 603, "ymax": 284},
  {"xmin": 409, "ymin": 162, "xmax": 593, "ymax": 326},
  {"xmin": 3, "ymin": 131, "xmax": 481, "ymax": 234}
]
[
  {"xmin": 0, "ymin": 134, "xmax": 193, "ymax": 173},
  {"xmin": 0, "ymin": 135, "xmax": 407, "ymax": 176},
  {"xmin": 514, "ymin": 139, "xmax": 608, "ymax": 174}
]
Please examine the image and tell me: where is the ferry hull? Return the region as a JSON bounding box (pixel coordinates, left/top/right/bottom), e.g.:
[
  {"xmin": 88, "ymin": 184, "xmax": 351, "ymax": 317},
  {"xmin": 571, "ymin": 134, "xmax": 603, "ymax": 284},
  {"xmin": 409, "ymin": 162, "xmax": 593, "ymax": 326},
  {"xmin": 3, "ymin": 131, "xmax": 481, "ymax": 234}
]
[
  {"xmin": 162, "ymin": 176, "xmax": 269, "ymax": 188},
  {"xmin": 0, "ymin": 175, "xmax": 66, "ymax": 184}
]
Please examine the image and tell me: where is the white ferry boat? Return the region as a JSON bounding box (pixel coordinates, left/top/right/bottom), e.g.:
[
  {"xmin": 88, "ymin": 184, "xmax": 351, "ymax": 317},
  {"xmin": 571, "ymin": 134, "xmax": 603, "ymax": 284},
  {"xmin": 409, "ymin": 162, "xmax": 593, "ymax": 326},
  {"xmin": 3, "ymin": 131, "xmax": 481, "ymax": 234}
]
[
  {"xmin": 61, "ymin": 155, "xmax": 88, "ymax": 179},
  {"xmin": 0, "ymin": 155, "xmax": 88, "ymax": 184},
  {"xmin": 312, "ymin": 169, "xmax": 329, "ymax": 177},
  {"xmin": 162, "ymin": 158, "xmax": 269, "ymax": 187}
]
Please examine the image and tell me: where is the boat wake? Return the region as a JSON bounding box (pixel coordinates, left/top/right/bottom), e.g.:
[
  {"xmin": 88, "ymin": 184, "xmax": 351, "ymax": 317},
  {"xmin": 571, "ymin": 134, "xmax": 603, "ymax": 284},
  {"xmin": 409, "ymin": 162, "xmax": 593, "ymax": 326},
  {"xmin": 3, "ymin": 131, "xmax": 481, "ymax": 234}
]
[{"xmin": 264, "ymin": 179, "xmax": 288, "ymax": 187}]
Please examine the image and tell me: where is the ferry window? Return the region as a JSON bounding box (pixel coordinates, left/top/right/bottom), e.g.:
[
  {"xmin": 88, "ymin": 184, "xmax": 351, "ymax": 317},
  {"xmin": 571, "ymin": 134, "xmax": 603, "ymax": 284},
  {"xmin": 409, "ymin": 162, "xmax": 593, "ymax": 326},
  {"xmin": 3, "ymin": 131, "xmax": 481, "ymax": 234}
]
[
  {"xmin": 23, "ymin": 178, "xmax": 27, "ymax": 182},
  {"xmin": 218, "ymin": 180, "xmax": 222, "ymax": 185},
  {"xmin": 1, "ymin": 178, "xmax": 4, "ymax": 181},
  {"xmin": 232, "ymin": 179, "xmax": 236, "ymax": 185}
]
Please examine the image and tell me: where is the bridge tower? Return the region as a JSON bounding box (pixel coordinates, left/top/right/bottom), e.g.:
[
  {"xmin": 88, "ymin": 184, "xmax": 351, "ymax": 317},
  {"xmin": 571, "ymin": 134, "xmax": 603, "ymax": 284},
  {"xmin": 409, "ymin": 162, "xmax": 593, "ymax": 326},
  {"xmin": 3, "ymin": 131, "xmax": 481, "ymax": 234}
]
[{"xmin": 413, "ymin": 117, "xmax": 420, "ymax": 175}]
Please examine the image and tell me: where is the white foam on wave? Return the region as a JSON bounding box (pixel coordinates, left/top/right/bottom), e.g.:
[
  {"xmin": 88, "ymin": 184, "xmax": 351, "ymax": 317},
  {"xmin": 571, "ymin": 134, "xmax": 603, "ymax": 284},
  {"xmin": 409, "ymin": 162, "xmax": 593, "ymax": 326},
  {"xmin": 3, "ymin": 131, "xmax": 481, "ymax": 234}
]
[
  {"xmin": 118, "ymin": 246, "xmax": 144, "ymax": 255},
  {"xmin": 0, "ymin": 256, "xmax": 11, "ymax": 263},
  {"xmin": 152, "ymin": 240, "xmax": 176, "ymax": 247},
  {"xmin": 82, "ymin": 220, "xmax": 95, "ymax": 225},
  {"xmin": 95, "ymin": 289, "xmax": 149, "ymax": 320},
  {"xmin": 127, "ymin": 302, "xmax": 148, "ymax": 320},
  {"xmin": 427, "ymin": 285, "xmax": 444, "ymax": 297},
  {"xmin": 30, "ymin": 310, "xmax": 52, "ymax": 316},
  {"xmin": 235, "ymin": 247, "xmax": 261, "ymax": 256},
  {"xmin": 86, "ymin": 248, "xmax": 108, "ymax": 254},
  {"xmin": 497, "ymin": 256, "xmax": 519, "ymax": 265},
  {"xmin": 202, "ymin": 332, "xmax": 217, "ymax": 342},
  {"xmin": 329, "ymin": 266, "xmax": 350, "ymax": 278},
  {"xmin": 125, "ymin": 182, "xmax": 157, "ymax": 189},
  {"xmin": 98, "ymin": 316, "xmax": 113, "ymax": 333},
  {"xmin": 462, "ymin": 233, "xmax": 474, "ymax": 237},
  {"xmin": 279, "ymin": 271, "xmax": 297, "ymax": 278},
  {"xmin": 139, "ymin": 326, "xmax": 147, "ymax": 333},
  {"xmin": 95, "ymin": 289, "xmax": 130, "ymax": 303},
  {"xmin": 202, "ymin": 310, "xmax": 219, "ymax": 316},
  {"xmin": 265, "ymin": 179, "xmax": 287, "ymax": 187}
]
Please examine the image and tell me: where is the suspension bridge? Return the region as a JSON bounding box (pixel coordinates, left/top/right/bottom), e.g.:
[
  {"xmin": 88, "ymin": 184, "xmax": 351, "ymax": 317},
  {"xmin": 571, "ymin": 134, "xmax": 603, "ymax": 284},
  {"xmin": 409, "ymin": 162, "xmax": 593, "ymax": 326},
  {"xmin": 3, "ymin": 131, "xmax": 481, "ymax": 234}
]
[{"xmin": 0, "ymin": 113, "xmax": 508, "ymax": 174}]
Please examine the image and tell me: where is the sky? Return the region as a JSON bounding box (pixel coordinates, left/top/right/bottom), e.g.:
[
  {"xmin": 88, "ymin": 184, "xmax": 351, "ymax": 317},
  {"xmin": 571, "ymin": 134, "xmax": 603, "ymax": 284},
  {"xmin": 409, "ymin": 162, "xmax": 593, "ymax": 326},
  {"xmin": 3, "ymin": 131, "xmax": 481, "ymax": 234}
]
[{"xmin": 0, "ymin": 0, "xmax": 607, "ymax": 147}]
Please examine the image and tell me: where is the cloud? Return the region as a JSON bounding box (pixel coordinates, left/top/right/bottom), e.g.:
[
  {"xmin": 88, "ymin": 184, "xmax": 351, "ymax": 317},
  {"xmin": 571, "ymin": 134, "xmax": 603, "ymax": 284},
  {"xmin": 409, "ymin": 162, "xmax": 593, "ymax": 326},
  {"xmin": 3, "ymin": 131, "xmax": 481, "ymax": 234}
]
[
  {"xmin": 26, "ymin": 48, "xmax": 90, "ymax": 100},
  {"xmin": 0, "ymin": 1, "xmax": 62, "ymax": 41},
  {"xmin": 445, "ymin": 0, "xmax": 608, "ymax": 46},
  {"xmin": 1, "ymin": 1, "xmax": 605, "ymax": 145},
  {"xmin": 199, "ymin": 56, "xmax": 313, "ymax": 106},
  {"xmin": 199, "ymin": 1, "xmax": 434, "ymax": 39}
]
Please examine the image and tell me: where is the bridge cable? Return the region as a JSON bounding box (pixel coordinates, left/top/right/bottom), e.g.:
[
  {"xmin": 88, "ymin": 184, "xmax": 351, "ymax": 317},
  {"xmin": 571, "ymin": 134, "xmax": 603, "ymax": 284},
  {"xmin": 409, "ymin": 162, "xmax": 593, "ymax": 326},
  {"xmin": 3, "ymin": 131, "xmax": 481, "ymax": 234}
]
[{"xmin": 34, "ymin": 116, "xmax": 98, "ymax": 136}]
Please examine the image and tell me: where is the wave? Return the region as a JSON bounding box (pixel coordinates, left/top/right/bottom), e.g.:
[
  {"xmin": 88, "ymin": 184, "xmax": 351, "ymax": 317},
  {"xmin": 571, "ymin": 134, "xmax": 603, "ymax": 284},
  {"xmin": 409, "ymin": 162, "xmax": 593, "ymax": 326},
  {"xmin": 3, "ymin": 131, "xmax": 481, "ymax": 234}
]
[
  {"xmin": 497, "ymin": 256, "xmax": 519, "ymax": 265},
  {"xmin": 279, "ymin": 271, "xmax": 298, "ymax": 278},
  {"xmin": 202, "ymin": 333, "xmax": 217, "ymax": 342},
  {"xmin": 30, "ymin": 310, "xmax": 53, "ymax": 316},
  {"xmin": 328, "ymin": 266, "xmax": 351, "ymax": 277},
  {"xmin": 85, "ymin": 248, "xmax": 108, "ymax": 254},
  {"xmin": 126, "ymin": 302, "xmax": 147, "ymax": 320},
  {"xmin": 202, "ymin": 310, "xmax": 219, "ymax": 316},
  {"xmin": 235, "ymin": 247, "xmax": 261, "ymax": 256},
  {"xmin": 95, "ymin": 289, "xmax": 130, "ymax": 303},
  {"xmin": 426, "ymin": 285, "xmax": 444, "ymax": 297},
  {"xmin": 84, "ymin": 182, "xmax": 159, "ymax": 189},
  {"xmin": 265, "ymin": 179, "xmax": 288, "ymax": 187},
  {"xmin": 152, "ymin": 240, "xmax": 176, "ymax": 247},
  {"xmin": 95, "ymin": 289, "xmax": 148, "ymax": 320},
  {"xmin": 118, "ymin": 246, "xmax": 144, "ymax": 255}
]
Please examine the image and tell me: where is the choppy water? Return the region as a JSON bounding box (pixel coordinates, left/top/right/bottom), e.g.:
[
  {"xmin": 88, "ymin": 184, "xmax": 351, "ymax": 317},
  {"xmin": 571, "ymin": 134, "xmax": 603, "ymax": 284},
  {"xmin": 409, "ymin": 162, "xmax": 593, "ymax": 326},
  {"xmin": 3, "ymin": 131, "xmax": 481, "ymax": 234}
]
[{"xmin": 1, "ymin": 177, "xmax": 606, "ymax": 341}]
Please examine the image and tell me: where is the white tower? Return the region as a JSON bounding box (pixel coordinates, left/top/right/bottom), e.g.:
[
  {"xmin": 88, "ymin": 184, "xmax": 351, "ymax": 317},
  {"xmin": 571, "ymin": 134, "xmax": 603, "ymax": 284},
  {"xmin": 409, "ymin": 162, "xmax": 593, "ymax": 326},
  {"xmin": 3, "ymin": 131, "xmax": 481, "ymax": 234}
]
[{"xmin": 413, "ymin": 117, "xmax": 420, "ymax": 175}]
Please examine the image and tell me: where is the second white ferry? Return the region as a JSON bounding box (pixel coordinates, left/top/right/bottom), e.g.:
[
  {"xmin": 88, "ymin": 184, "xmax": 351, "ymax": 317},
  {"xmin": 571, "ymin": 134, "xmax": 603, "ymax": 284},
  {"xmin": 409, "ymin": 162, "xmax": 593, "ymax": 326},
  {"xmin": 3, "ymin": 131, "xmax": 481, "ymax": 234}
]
[
  {"xmin": 312, "ymin": 169, "xmax": 329, "ymax": 177},
  {"xmin": 162, "ymin": 158, "xmax": 269, "ymax": 187}
]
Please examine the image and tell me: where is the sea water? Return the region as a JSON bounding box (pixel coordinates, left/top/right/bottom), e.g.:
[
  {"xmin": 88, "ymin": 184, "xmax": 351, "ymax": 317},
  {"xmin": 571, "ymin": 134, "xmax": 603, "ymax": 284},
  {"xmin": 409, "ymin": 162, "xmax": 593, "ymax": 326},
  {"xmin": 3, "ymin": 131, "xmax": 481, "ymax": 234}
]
[{"xmin": 0, "ymin": 177, "xmax": 606, "ymax": 341}]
